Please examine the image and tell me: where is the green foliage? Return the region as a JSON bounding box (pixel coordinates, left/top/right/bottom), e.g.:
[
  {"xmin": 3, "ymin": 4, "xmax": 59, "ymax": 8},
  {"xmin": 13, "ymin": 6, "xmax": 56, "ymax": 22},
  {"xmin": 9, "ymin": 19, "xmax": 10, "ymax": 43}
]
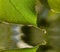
[
  {"xmin": 0, "ymin": 0, "xmax": 60, "ymax": 52},
  {"xmin": 48, "ymin": 0, "xmax": 60, "ymax": 13},
  {"xmin": 0, "ymin": 0, "xmax": 37, "ymax": 26},
  {"xmin": 3, "ymin": 47, "xmax": 37, "ymax": 52}
]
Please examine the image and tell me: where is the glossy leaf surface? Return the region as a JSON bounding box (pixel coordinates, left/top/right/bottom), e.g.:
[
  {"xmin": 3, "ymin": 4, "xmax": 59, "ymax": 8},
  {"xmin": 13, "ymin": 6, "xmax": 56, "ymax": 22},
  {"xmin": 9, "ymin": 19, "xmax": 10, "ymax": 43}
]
[{"xmin": 0, "ymin": 0, "xmax": 37, "ymax": 26}]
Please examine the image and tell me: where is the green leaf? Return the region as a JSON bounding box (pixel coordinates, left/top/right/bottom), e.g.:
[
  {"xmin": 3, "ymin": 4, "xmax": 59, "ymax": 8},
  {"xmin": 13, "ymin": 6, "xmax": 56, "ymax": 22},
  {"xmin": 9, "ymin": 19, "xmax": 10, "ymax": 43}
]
[
  {"xmin": 0, "ymin": 0, "xmax": 37, "ymax": 26},
  {"xmin": 48, "ymin": 0, "xmax": 60, "ymax": 13},
  {"xmin": 3, "ymin": 46, "xmax": 38, "ymax": 52}
]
